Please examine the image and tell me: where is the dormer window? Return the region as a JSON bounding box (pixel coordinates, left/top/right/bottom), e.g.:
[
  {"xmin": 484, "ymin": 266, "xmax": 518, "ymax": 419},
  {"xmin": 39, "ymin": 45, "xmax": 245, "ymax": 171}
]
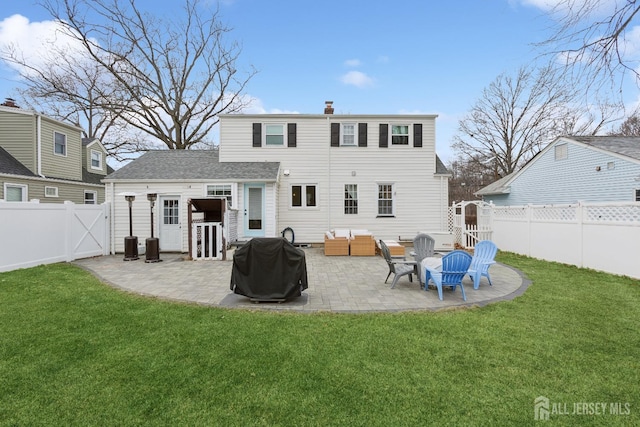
[
  {"xmin": 54, "ymin": 132, "xmax": 67, "ymax": 156},
  {"xmin": 91, "ymin": 150, "xmax": 102, "ymax": 170}
]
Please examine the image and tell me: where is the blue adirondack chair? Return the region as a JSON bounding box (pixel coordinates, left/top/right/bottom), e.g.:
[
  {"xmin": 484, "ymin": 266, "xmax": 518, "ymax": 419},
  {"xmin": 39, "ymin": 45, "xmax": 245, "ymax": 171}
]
[
  {"xmin": 467, "ymin": 240, "xmax": 498, "ymax": 290},
  {"xmin": 424, "ymin": 250, "xmax": 472, "ymax": 301}
]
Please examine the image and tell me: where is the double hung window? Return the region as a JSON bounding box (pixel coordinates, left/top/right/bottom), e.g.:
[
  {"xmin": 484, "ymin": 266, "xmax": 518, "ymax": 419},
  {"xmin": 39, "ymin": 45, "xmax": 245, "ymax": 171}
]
[
  {"xmin": 91, "ymin": 150, "xmax": 102, "ymax": 170},
  {"xmin": 341, "ymin": 123, "xmax": 356, "ymax": 146},
  {"xmin": 344, "ymin": 184, "xmax": 358, "ymax": 214},
  {"xmin": 54, "ymin": 132, "xmax": 67, "ymax": 156},
  {"xmin": 391, "ymin": 125, "xmax": 409, "ymax": 145},
  {"xmin": 265, "ymin": 124, "xmax": 285, "ymax": 146},
  {"xmin": 377, "ymin": 183, "xmax": 394, "ymax": 216}
]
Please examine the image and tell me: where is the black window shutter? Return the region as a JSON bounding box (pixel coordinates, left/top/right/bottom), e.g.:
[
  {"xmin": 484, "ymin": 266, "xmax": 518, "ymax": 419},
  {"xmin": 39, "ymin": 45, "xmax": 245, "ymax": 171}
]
[
  {"xmin": 252, "ymin": 123, "xmax": 262, "ymax": 147},
  {"xmin": 413, "ymin": 124, "xmax": 423, "ymax": 147},
  {"xmin": 358, "ymin": 123, "xmax": 367, "ymax": 147},
  {"xmin": 330, "ymin": 123, "xmax": 340, "ymax": 147},
  {"xmin": 288, "ymin": 123, "xmax": 297, "ymax": 147},
  {"xmin": 379, "ymin": 124, "xmax": 388, "ymax": 148}
]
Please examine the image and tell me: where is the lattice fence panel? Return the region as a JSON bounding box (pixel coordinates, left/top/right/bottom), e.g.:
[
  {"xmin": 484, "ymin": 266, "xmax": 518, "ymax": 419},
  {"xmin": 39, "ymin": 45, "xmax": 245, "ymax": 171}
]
[
  {"xmin": 585, "ymin": 204, "xmax": 640, "ymax": 223},
  {"xmin": 532, "ymin": 205, "xmax": 577, "ymax": 222},
  {"xmin": 492, "ymin": 206, "xmax": 527, "ymax": 220}
]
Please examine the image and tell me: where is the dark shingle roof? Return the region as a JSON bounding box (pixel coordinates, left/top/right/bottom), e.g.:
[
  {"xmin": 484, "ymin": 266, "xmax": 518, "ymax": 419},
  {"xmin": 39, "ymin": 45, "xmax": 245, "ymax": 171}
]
[
  {"xmin": 571, "ymin": 136, "xmax": 640, "ymax": 161},
  {"xmin": 435, "ymin": 155, "xmax": 451, "ymax": 175},
  {"xmin": 104, "ymin": 150, "xmax": 280, "ymax": 181},
  {"xmin": 474, "ymin": 173, "xmax": 513, "ymax": 196},
  {"xmin": 0, "ymin": 146, "xmax": 36, "ymax": 177}
]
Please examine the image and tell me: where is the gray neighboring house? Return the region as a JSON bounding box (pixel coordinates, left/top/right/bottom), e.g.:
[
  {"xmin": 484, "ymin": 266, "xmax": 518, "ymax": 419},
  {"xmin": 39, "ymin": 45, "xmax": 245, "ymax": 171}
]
[
  {"xmin": 476, "ymin": 136, "xmax": 640, "ymax": 206},
  {"xmin": 0, "ymin": 101, "xmax": 110, "ymax": 204},
  {"xmin": 103, "ymin": 149, "xmax": 280, "ymax": 254}
]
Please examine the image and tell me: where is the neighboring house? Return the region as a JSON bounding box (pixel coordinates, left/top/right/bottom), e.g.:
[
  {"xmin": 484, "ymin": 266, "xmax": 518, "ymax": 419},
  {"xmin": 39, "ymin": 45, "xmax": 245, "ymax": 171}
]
[
  {"xmin": 476, "ymin": 136, "xmax": 640, "ymax": 206},
  {"xmin": 0, "ymin": 101, "xmax": 109, "ymax": 204},
  {"xmin": 104, "ymin": 102, "xmax": 451, "ymax": 254}
]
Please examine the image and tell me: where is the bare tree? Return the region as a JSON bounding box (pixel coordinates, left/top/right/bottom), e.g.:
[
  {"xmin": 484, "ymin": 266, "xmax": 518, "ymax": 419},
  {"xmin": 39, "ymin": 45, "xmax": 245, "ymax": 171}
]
[
  {"xmin": 22, "ymin": 0, "xmax": 254, "ymax": 152},
  {"xmin": 2, "ymin": 41, "xmax": 148, "ymax": 162},
  {"xmin": 447, "ymin": 155, "xmax": 497, "ymax": 204},
  {"xmin": 609, "ymin": 108, "xmax": 640, "ymax": 135},
  {"xmin": 452, "ymin": 65, "xmax": 618, "ymax": 177},
  {"xmin": 538, "ymin": 0, "xmax": 640, "ymax": 95}
]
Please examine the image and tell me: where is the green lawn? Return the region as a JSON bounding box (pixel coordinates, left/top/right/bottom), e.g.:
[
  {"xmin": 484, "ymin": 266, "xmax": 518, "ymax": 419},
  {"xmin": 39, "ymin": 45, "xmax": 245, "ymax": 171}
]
[{"xmin": 0, "ymin": 252, "xmax": 638, "ymax": 426}]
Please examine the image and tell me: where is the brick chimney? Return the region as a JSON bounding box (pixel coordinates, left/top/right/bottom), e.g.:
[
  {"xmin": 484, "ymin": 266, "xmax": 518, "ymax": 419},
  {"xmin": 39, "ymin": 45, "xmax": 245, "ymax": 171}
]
[
  {"xmin": 324, "ymin": 100, "xmax": 334, "ymax": 114},
  {"xmin": 1, "ymin": 98, "xmax": 19, "ymax": 108}
]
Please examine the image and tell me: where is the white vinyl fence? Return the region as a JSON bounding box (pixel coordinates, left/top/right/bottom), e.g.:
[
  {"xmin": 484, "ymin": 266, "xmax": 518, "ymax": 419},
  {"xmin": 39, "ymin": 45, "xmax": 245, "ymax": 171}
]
[
  {"xmin": 490, "ymin": 202, "xmax": 640, "ymax": 279},
  {"xmin": 0, "ymin": 200, "xmax": 110, "ymax": 273}
]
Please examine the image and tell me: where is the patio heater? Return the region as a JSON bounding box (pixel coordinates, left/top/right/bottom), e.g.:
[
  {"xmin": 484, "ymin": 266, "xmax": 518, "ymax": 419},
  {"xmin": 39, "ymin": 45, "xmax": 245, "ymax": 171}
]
[
  {"xmin": 145, "ymin": 193, "xmax": 161, "ymax": 263},
  {"xmin": 123, "ymin": 193, "xmax": 139, "ymax": 261}
]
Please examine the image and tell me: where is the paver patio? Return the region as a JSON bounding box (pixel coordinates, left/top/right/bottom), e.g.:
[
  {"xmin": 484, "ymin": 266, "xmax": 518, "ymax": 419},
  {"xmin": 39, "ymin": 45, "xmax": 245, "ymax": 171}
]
[{"xmin": 74, "ymin": 247, "xmax": 530, "ymax": 313}]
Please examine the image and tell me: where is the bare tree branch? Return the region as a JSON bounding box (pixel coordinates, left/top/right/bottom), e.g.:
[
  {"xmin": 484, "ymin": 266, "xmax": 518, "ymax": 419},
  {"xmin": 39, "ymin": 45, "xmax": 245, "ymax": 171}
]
[
  {"xmin": 452, "ymin": 65, "xmax": 620, "ymax": 177},
  {"xmin": 5, "ymin": 0, "xmax": 255, "ymax": 155},
  {"xmin": 538, "ymin": 0, "xmax": 640, "ymax": 99}
]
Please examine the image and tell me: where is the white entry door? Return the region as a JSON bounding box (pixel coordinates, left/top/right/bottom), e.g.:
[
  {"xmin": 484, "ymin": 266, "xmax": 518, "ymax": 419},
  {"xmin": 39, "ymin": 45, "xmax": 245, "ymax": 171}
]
[
  {"xmin": 244, "ymin": 184, "xmax": 265, "ymax": 237},
  {"xmin": 159, "ymin": 196, "xmax": 182, "ymax": 251}
]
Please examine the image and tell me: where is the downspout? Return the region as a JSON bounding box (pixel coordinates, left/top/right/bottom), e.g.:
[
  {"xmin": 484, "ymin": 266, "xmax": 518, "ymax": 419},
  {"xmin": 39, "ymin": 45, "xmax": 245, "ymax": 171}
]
[
  {"xmin": 36, "ymin": 114, "xmax": 43, "ymax": 176},
  {"xmin": 327, "ymin": 115, "xmax": 332, "ymax": 230},
  {"xmin": 110, "ymin": 182, "xmax": 116, "ymax": 255}
]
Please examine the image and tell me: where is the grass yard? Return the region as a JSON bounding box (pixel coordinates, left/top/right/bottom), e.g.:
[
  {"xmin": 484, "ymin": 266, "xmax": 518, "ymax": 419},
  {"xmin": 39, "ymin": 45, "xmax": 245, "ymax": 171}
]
[{"xmin": 0, "ymin": 252, "xmax": 638, "ymax": 426}]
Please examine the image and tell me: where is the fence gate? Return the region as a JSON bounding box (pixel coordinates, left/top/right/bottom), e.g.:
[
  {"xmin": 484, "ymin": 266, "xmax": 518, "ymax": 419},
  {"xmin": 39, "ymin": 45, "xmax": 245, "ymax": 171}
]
[
  {"xmin": 451, "ymin": 201, "xmax": 493, "ymax": 249},
  {"xmin": 191, "ymin": 222, "xmax": 222, "ymax": 260}
]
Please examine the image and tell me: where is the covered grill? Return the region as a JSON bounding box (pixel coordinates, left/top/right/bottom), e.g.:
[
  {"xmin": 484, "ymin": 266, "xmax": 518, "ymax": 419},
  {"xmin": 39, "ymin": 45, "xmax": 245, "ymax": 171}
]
[{"xmin": 230, "ymin": 237, "xmax": 308, "ymax": 301}]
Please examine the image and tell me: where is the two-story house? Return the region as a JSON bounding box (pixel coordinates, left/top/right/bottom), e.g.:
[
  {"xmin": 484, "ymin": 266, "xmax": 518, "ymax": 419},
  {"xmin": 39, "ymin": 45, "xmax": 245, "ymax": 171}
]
[
  {"xmin": 0, "ymin": 99, "xmax": 109, "ymax": 204},
  {"xmin": 103, "ymin": 102, "xmax": 451, "ymax": 255}
]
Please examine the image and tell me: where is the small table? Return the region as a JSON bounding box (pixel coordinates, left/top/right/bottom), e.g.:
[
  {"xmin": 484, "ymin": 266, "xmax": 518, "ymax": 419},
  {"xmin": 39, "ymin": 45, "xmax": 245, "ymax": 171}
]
[{"xmin": 419, "ymin": 257, "xmax": 442, "ymax": 289}]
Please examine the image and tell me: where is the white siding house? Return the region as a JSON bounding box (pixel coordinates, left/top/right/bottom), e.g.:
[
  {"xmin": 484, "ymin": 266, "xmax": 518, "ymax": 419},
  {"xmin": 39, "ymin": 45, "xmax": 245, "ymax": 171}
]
[
  {"xmin": 219, "ymin": 110, "xmax": 450, "ymax": 243},
  {"xmin": 476, "ymin": 136, "xmax": 640, "ymax": 206},
  {"xmin": 104, "ymin": 104, "xmax": 450, "ymax": 254}
]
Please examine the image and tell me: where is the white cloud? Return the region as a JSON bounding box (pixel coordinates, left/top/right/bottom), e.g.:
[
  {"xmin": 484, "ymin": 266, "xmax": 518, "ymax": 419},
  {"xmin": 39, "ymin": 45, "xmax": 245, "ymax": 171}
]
[
  {"xmin": 241, "ymin": 96, "xmax": 299, "ymax": 114},
  {"xmin": 340, "ymin": 70, "xmax": 374, "ymax": 88},
  {"xmin": 0, "ymin": 14, "xmax": 88, "ymax": 75},
  {"xmin": 344, "ymin": 58, "xmax": 361, "ymax": 67},
  {"xmin": 377, "ymin": 55, "xmax": 389, "ymax": 63}
]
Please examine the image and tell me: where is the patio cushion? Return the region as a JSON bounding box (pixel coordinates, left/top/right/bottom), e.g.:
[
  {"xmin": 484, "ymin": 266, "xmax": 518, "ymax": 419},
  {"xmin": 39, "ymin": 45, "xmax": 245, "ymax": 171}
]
[{"xmin": 334, "ymin": 229, "xmax": 350, "ymax": 238}]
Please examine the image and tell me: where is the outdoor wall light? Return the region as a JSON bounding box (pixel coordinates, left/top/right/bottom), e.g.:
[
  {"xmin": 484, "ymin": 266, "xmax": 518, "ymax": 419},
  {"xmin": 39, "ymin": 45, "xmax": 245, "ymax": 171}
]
[{"xmin": 283, "ymin": 169, "xmax": 290, "ymax": 176}]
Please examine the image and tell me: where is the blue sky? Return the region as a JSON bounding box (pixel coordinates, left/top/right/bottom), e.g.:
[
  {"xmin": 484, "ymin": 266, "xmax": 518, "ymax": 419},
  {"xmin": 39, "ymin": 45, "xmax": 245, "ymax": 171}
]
[{"xmin": 0, "ymin": 0, "xmax": 606, "ymax": 163}]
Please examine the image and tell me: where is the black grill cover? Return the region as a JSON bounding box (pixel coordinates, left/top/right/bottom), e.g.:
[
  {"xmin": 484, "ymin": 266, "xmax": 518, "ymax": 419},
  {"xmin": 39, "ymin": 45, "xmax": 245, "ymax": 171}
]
[{"xmin": 230, "ymin": 238, "xmax": 308, "ymax": 300}]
